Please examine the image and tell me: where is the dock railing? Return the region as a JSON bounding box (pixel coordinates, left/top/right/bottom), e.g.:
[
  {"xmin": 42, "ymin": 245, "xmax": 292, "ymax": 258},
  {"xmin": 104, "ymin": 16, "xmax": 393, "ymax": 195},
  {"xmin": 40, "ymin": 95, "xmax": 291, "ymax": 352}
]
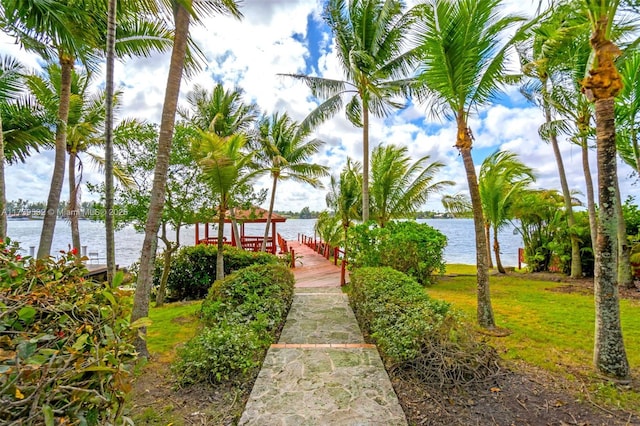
[{"xmin": 297, "ymin": 233, "xmax": 348, "ymax": 286}]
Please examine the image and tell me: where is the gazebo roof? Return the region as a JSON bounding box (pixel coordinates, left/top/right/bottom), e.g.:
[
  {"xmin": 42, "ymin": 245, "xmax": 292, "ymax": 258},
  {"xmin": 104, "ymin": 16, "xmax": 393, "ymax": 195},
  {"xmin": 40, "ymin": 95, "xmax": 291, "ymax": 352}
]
[{"xmin": 209, "ymin": 206, "xmax": 287, "ymax": 224}]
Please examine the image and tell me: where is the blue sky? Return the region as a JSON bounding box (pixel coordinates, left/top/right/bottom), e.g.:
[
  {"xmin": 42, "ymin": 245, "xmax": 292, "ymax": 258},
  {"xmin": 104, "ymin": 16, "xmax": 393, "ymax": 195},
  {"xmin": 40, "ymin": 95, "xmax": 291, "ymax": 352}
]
[{"xmin": 1, "ymin": 0, "xmax": 637, "ymax": 214}]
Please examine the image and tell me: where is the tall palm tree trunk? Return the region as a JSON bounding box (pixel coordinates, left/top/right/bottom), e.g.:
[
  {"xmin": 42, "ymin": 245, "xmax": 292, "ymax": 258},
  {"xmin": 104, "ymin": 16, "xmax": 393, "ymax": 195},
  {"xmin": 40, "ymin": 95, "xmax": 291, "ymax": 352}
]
[
  {"xmin": 543, "ymin": 89, "xmax": 581, "ymax": 278},
  {"xmin": 131, "ymin": 4, "xmax": 190, "ymax": 357},
  {"xmin": 457, "ymin": 118, "xmax": 494, "ymax": 329},
  {"xmin": 68, "ymin": 152, "xmax": 81, "ymax": 254},
  {"xmin": 580, "ymin": 135, "xmax": 597, "ymax": 252},
  {"xmin": 105, "ymin": 0, "xmax": 117, "ymax": 283},
  {"xmin": 362, "ymin": 106, "xmax": 370, "ymax": 222},
  {"xmin": 0, "ymin": 115, "xmax": 7, "ymax": 239},
  {"xmin": 485, "ymin": 222, "xmax": 493, "ymax": 269},
  {"xmin": 216, "ymin": 203, "xmax": 226, "ymax": 281},
  {"xmin": 493, "ymin": 224, "xmax": 505, "ymax": 273},
  {"xmin": 615, "ymin": 178, "xmax": 632, "ymax": 288},
  {"xmin": 262, "ymin": 175, "xmax": 278, "ymax": 252},
  {"xmin": 593, "ymin": 97, "xmax": 629, "ymax": 378},
  {"xmin": 38, "ymin": 56, "xmax": 73, "ymax": 259}
]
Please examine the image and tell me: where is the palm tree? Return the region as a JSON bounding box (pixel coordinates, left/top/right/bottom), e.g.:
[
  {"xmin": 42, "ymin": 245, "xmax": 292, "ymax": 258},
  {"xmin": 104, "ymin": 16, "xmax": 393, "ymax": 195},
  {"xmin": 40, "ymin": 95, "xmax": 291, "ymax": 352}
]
[
  {"xmin": 412, "ymin": 0, "xmax": 526, "ymax": 329},
  {"xmin": 580, "ymin": 0, "xmax": 630, "ymax": 379},
  {"xmin": 441, "ymin": 193, "xmax": 472, "ymax": 218},
  {"xmin": 253, "ymin": 112, "xmax": 329, "ymax": 252},
  {"xmin": 479, "ymin": 151, "xmax": 535, "ymax": 273},
  {"xmin": 282, "ymin": 0, "xmax": 416, "ymax": 222},
  {"xmin": 192, "ymin": 131, "xmax": 255, "ymax": 281},
  {"xmin": 0, "ymin": 56, "xmax": 25, "ymax": 239},
  {"xmin": 616, "ymin": 50, "xmax": 640, "ymax": 173},
  {"xmin": 132, "ymin": 0, "xmax": 242, "ymax": 356},
  {"xmin": 370, "ymin": 143, "xmax": 452, "ymax": 227},
  {"xmin": 182, "ymin": 82, "xmax": 259, "ymax": 246},
  {"xmin": 519, "ymin": 4, "xmax": 586, "ymax": 279}
]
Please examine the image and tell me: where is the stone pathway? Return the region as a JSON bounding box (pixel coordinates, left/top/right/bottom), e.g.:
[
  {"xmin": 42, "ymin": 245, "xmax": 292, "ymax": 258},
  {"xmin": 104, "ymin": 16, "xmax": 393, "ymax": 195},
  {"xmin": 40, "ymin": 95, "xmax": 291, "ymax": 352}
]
[{"xmin": 238, "ymin": 241, "xmax": 407, "ymax": 425}]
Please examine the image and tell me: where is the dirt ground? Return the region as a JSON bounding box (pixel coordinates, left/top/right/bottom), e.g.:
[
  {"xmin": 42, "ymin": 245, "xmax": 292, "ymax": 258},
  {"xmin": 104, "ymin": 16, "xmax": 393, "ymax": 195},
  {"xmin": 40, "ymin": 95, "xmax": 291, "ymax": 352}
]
[{"xmin": 127, "ymin": 275, "xmax": 640, "ymax": 425}]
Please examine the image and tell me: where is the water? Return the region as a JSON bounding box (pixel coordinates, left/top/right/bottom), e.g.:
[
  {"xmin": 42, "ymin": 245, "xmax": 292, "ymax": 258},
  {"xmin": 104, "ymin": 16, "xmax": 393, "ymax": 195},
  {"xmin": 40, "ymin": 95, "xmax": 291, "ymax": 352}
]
[{"xmin": 6, "ymin": 218, "xmax": 523, "ymax": 267}]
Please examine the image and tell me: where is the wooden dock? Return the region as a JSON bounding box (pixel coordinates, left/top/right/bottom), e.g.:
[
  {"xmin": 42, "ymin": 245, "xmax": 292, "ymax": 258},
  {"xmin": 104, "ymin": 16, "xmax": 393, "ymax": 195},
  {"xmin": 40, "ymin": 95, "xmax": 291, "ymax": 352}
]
[{"xmin": 287, "ymin": 240, "xmax": 348, "ymax": 288}]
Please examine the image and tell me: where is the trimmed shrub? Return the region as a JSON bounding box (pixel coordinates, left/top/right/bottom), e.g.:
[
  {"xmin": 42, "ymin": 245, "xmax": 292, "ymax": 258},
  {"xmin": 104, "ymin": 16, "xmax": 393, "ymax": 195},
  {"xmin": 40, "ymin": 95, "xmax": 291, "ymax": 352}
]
[
  {"xmin": 349, "ymin": 267, "xmax": 500, "ymax": 388},
  {"xmin": 347, "ymin": 220, "xmax": 447, "ymax": 285},
  {"xmin": 172, "ymin": 263, "xmax": 295, "ymax": 385},
  {"xmin": 0, "ymin": 238, "xmax": 138, "ymax": 425},
  {"xmin": 159, "ymin": 244, "xmax": 280, "ymax": 301}
]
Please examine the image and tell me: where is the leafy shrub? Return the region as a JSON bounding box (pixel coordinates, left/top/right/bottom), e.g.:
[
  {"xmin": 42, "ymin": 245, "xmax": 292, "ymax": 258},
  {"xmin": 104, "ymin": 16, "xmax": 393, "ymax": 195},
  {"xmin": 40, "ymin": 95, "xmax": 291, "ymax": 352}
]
[
  {"xmin": 173, "ymin": 264, "xmax": 295, "ymax": 385},
  {"xmin": 347, "ymin": 220, "xmax": 447, "ymax": 285},
  {"xmin": 0, "ymin": 238, "xmax": 138, "ymax": 425},
  {"xmin": 159, "ymin": 244, "xmax": 279, "ymax": 301},
  {"xmin": 349, "ymin": 267, "xmax": 500, "ymax": 388}
]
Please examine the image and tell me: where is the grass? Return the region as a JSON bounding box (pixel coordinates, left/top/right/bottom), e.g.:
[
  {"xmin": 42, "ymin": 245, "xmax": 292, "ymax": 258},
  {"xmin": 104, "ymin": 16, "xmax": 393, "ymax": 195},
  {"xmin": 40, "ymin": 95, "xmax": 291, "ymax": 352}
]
[
  {"xmin": 146, "ymin": 301, "xmax": 202, "ymax": 361},
  {"xmin": 430, "ymin": 264, "xmax": 640, "ymax": 410}
]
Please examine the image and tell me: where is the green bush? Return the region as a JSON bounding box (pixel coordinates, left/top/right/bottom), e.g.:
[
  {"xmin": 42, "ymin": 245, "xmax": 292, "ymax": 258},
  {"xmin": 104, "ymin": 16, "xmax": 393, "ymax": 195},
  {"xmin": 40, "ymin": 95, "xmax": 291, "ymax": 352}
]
[
  {"xmin": 173, "ymin": 263, "xmax": 295, "ymax": 385},
  {"xmin": 0, "ymin": 238, "xmax": 138, "ymax": 425},
  {"xmin": 347, "ymin": 220, "xmax": 447, "ymax": 285},
  {"xmin": 349, "ymin": 267, "xmax": 499, "ymax": 388},
  {"xmin": 159, "ymin": 244, "xmax": 279, "ymax": 301}
]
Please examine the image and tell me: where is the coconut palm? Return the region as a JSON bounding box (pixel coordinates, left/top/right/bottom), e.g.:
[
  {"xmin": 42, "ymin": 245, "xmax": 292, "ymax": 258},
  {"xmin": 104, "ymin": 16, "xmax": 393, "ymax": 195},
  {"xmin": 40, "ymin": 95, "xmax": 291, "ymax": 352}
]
[
  {"xmin": 0, "ymin": 56, "xmax": 25, "ymax": 239},
  {"xmin": 580, "ymin": 0, "xmax": 630, "ymax": 379},
  {"xmin": 412, "ymin": 0, "xmax": 526, "ymax": 329},
  {"xmin": 519, "ymin": 4, "xmax": 587, "ymax": 279},
  {"xmin": 479, "ymin": 151, "xmax": 535, "ymax": 273},
  {"xmin": 616, "ymin": 50, "xmax": 640, "ymax": 173},
  {"xmin": 282, "ymin": 0, "xmax": 417, "ymax": 222},
  {"xmin": 253, "ymin": 112, "xmax": 329, "ymax": 252},
  {"xmin": 192, "ymin": 131, "xmax": 255, "ymax": 281},
  {"xmin": 0, "ymin": 0, "xmax": 173, "ymax": 260},
  {"xmin": 132, "ymin": 0, "xmax": 242, "ymax": 356},
  {"xmin": 370, "ymin": 144, "xmax": 452, "ymax": 227}
]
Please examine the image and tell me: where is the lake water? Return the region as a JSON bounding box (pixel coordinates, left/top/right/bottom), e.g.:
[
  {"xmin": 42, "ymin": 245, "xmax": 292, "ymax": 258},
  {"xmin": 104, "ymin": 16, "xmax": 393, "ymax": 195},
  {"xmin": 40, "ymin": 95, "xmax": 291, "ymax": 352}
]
[{"xmin": 6, "ymin": 218, "xmax": 523, "ymax": 267}]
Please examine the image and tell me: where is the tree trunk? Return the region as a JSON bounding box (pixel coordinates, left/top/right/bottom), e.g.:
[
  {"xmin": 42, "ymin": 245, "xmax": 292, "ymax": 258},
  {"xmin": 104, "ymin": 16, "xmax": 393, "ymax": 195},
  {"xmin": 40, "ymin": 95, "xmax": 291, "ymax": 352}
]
[
  {"xmin": 105, "ymin": 0, "xmax": 117, "ymax": 283},
  {"xmin": 68, "ymin": 152, "xmax": 81, "ymax": 255},
  {"xmin": 216, "ymin": 203, "xmax": 226, "ymax": 281},
  {"xmin": 485, "ymin": 221, "xmax": 493, "ymax": 269},
  {"xmin": 593, "ymin": 97, "xmax": 629, "ymax": 379},
  {"xmin": 543, "ymin": 80, "xmax": 581, "ymax": 278},
  {"xmin": 581, "ymin": 135, "xmax": 597, "ymax": 253},
  {"xmin": 0, "ymin": 114, "xmax": 7, "ymax": 239},
  {"xmin": 493, "ymin": 224, "xmax": 505, "ymax": 274},
  {"xmin": 131, "ymin": 4, "xmax": 190, "ymax": 357},
  {"xmin": 362, "ymin": 105, "xmax": 370, "ymax": 222},
  {"xmin": 229, "ymin": 206, "xmax": 242, "ymax": 248},
  {"xmin": 156, "ymin": 221, "xmax": 179, "ymax": 307},
  {"xmin": 38, "ymin": 56, "xmax": 73, "ymax": 259},
  {"xmin": 261, "ymin": 175, "xmax": 277, "ymax": 252},
  {"xmin": 456, "ymin": 117, "xmax": 494, "ymax": 329},
  {"xmin": 615, "ymin": 178, "xmax": 632, "ymax": 288}
]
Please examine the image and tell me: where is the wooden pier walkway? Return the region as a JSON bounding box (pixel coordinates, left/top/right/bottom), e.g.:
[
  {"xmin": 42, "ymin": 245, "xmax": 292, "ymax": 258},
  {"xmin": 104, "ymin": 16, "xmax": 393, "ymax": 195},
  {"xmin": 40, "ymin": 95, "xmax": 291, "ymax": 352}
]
[{"xmin": 287, "ymin": 240, "xmax": 348, "ymax": 287}]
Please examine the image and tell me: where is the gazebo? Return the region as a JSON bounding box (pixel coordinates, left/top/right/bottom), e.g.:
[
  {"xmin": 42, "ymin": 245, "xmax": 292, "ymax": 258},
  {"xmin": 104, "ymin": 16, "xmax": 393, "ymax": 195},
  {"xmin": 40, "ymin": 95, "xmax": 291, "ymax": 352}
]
[{"xmin": 194, "ymin": 206, "xmax": 287, "ymax": 254}]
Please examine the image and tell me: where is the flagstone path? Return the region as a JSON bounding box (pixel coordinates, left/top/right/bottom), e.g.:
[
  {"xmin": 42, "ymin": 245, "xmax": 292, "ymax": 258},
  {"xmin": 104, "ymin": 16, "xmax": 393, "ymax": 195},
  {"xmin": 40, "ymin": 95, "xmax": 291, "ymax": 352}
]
[{"xmin": 238, "ymin": 241, "xmax": 407, "ymax": 425}]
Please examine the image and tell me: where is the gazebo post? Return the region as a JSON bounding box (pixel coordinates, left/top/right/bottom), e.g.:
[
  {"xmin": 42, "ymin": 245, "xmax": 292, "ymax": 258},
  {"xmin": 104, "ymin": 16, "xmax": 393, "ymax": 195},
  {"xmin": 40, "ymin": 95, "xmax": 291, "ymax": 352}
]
[
  {"xmin": 195, "ymin": 222, "xmax": 200, "ymax": 244},
  {"xmin": 205, "ymin": 223, "xmax": 209, "ymax": 241},
  {"xmin": 271, "ymin": 221, "xmax": 277, "ymax": 254}
]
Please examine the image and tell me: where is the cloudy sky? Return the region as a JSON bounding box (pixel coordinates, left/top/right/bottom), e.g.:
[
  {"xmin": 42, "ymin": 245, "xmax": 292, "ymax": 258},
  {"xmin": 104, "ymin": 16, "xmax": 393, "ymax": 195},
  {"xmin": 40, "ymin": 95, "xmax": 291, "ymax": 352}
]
[{"xmin": 2, "ymin": 0, "xmax": 637, "ymax": 214}]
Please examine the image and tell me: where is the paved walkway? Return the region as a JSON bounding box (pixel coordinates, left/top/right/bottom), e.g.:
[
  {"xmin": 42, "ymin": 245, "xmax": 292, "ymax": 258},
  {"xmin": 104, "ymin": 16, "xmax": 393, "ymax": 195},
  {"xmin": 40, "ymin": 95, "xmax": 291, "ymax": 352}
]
[{"xmin": 239, "ymin": 241, "xmax": 407, "ymax": 425}]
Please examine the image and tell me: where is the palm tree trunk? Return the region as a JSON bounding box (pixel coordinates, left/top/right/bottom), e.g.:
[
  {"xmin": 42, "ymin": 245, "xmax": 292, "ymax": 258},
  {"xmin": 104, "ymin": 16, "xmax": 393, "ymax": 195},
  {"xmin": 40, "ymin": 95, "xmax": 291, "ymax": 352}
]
[
  {"xmin": 37, "ymin": 56, "xmax": 73, "ymax": 259},
  {"xmin": 0, "ymin": 115, "xmax": 7, "ymax": 239},
  {"xmin": 493, "ymin": 224, "xmax": 505, "ymax": 274},
  {"xmin": 615, "ymin": 178, "xmax": 632, "ymax": 288},
  {"xmin": 362, "ymin": 105, "xmax": 370, "ymax": 222},
  {"xmin": 156, "ymin": 221, "xmax": 179, "ymax": 307},
  {"xmin": 457, "ymin": 118, "xmax": 494, "ymax": 329},
  {"xmin": 131, "ymin": 4, "xmax": 190, "ymax": 357},
  {"xmin": 262, "ymin": 175, "xmax": 277, "ymax": 252},
  {"xmin": 485, "ymin": 221, "xmax": 493, "ymax": 269},
  {"xmin": 229, "ymin": 206, "xmax": 242, "ymax": 249},
  {"xmin": 543, "ymin": 81, "xmax": 581, "ymax": 278},
  {"xmin": 581, "ymin": 135, "xmax": 597, "ymax": 253},
  {"xmin": 68, "ymin": 152, "xmax": 81, "ymax": 255},
  {"xmin": 105, "ymin": 0, "xmax": 117, "ymax": 283},
  {"xmin": 593, "ymin": 97, "xmax": 629, "ymax": 379},
  {"xmin": 216, "ymin": 203, "xmax": 226, "ymax": 281}
]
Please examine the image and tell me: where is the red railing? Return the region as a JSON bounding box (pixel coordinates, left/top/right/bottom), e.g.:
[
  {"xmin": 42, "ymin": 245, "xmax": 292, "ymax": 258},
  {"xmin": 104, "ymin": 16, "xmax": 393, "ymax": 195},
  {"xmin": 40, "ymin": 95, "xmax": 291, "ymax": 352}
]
[{"xmin": 298, "ymin": 233, "xmax": 348, "ymax": 286}]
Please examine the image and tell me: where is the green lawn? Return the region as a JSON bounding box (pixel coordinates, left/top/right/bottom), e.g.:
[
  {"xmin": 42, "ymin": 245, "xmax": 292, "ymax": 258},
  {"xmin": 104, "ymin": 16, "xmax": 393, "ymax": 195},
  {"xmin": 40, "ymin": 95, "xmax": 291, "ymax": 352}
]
[
  {"xmin": 146, "ymin": 301, "xmax": 202, "ymax": 362},
  {"xmin": 431, "ymin": 265, "xmax": 640, "ymax": 409}
]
